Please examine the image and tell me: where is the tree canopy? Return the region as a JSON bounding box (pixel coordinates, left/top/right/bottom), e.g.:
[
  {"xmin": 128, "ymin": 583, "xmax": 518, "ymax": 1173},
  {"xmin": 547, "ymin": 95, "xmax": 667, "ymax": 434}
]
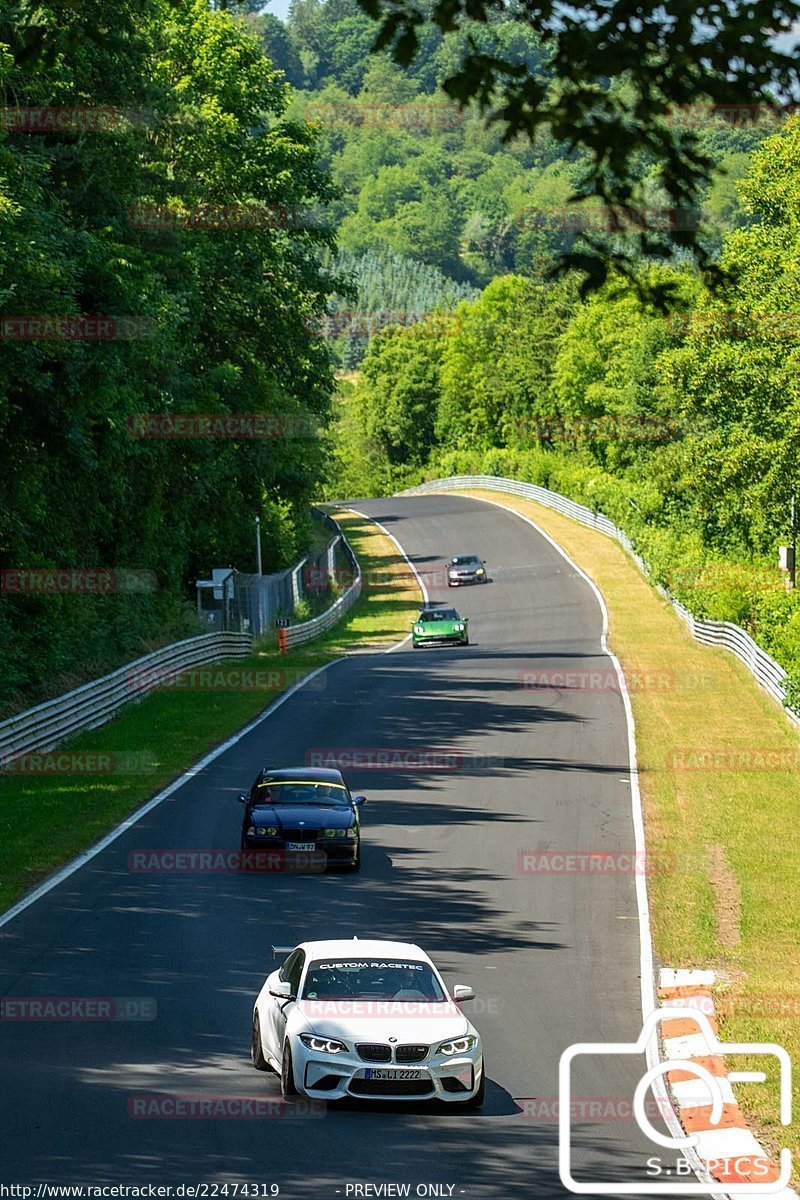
[
  {"xmin": 0, "ymin": 0, "xmax": 337, "ymax": 709},
  {"xmin": 355, "ymin": 0, "xmax": 800, "ymax": 291}
]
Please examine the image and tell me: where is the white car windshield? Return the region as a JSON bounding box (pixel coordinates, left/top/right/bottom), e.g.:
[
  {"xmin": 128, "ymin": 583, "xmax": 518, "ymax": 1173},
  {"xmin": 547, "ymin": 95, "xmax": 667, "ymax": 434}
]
[{"xmin": 302, "ymin": 958, "xmax": 447, "ymax": 1001}]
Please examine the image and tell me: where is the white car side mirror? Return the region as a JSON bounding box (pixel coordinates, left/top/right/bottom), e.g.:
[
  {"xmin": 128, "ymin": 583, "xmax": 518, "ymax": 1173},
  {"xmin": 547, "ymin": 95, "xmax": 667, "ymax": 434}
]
[{"xmin": 452, "ymin": 984, "xmax": 475, "ymax": 1003}]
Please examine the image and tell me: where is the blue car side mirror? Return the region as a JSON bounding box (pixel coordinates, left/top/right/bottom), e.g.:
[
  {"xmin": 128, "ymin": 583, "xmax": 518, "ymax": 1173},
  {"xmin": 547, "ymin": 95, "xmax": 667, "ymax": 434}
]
[
  {"xmin": 238, "ymin": 794, "xmax": 248, "ymax": 804},
  {"xmin": 353, "ymin": 795, "xmax": 366, "ymax": 807}
]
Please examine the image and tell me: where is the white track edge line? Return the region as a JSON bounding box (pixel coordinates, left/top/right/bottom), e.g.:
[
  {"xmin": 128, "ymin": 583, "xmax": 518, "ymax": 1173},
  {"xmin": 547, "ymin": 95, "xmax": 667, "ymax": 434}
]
[
  {"xmin": 345, "ymin": 506, "xmax": 429, "ymax": 653},
  {"xmin": 1, "ymin": 508, "xmax": 426, "ymax": 929},
  {"xmin": 0, "ymin": 660, "xmax": 348, "ymax": 931},
  {"xmin": 435, "ymin": 489, "xmax": 730, "ymax": 1199}
]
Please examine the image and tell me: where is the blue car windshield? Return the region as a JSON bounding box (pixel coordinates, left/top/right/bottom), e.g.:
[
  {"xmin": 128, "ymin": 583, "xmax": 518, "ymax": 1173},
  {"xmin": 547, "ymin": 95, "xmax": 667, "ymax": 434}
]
[{"xmin": 253, "ymin": 781, "xmax": 350, "ymax": 807}]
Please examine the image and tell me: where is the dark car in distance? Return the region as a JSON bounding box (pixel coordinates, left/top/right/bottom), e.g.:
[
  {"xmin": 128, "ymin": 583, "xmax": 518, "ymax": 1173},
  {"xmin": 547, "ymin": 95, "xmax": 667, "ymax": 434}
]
[
  {"xmin": 238, "ymin": 767, "xmax": 365, "ymax": 871},
  {"xmin": 447, "ymin": 555, "xmax": 487, "ymax": 586}
]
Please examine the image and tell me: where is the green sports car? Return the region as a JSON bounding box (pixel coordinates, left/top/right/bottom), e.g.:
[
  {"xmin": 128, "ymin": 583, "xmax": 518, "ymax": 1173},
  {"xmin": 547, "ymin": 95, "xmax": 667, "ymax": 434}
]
[{"xmin": 411, "ymin": 607, "xmax": 469, "ymax": 648}]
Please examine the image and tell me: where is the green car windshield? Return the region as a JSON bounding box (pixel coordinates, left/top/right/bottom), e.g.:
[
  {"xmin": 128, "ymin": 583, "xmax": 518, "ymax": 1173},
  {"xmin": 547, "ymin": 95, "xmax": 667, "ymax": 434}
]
[{"xmin": 420, "ymin": 609, "xmax": 461, "ymax": 622}]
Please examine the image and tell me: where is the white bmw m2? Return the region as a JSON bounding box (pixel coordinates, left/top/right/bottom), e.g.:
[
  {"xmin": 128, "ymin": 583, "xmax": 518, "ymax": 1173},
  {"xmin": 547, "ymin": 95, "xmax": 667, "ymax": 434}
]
[{"xmin": 251, "ymin": 938, "xmax": 485, "ymax": 1106}]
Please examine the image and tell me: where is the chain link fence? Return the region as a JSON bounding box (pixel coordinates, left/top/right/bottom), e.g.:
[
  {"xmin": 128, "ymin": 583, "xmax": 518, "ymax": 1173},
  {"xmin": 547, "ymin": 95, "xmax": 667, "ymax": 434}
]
[{"xmin": 196, "ymin": 509, "xmax": 356, "ymax": 638}]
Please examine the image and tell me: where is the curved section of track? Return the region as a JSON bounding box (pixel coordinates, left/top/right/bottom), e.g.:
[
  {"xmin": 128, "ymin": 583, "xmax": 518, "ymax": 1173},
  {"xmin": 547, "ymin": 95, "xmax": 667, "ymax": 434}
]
[{"xmin": 0, "ymin": 494, "xmax": 662, "ymax": 1198}]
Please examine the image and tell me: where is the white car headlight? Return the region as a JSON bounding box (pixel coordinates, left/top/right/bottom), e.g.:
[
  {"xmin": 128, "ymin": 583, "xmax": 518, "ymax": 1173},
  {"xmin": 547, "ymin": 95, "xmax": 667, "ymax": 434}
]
[
  {"xmin": 299, "ymin": 1034, "xmax": 347, "ymax": 1054},
  {"xmin": 437, "ymin": 1035, "xmax": 477, "ymax": 1056}
]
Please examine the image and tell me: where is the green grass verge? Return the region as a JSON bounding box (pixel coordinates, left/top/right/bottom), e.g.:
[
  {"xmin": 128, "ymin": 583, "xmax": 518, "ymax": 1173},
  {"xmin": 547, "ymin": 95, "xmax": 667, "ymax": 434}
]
[
  {"xmin": 0, "ymin": 507, "xmax": 420, "ymax": 914},
  {"xmin": 462, "ymin": 488, "xmax": 800, "ymax": 1174}
]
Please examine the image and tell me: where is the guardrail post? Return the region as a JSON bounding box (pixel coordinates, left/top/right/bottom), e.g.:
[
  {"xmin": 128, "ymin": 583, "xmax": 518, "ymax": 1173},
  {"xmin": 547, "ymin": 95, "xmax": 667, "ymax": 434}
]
[
  {"xmin": 291, "ymin": 559, "xmax": 306, "ymax": 607},
  {"xmin": 327, "ymin": 536, "xmax": 340, "ymax": 586}
]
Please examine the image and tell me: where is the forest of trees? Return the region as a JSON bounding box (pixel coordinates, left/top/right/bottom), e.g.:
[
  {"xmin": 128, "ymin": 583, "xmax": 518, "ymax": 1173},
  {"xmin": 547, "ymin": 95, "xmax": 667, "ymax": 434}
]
[
  {"xmin": 247, "ymin": 0, "xmax": 774, "ymax": 363},
  {"xmin": 218, "ymin": 0, "xmax": 800, "ymax": 698},
  {"xmin": 327, "ymin": 118, "xmax": 800, "ymax": 699},
  {"xmin": 0, "ymin": 0, "xmax": 337, "ymax": 710},
  {"xmin": 4, "ymin": 0, "xmax": 800, "ymax": 709}
]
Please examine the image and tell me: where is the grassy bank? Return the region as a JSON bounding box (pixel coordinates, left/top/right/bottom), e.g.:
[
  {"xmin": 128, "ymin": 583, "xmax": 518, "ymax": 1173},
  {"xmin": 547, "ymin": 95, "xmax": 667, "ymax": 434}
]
[
  {"xmin": 0, "ymin": 508, "xmax": 421, "ymax": 914},
  {"xmin": 461, "ymin": 487, "xmax": 800, "ymax": 1169}
]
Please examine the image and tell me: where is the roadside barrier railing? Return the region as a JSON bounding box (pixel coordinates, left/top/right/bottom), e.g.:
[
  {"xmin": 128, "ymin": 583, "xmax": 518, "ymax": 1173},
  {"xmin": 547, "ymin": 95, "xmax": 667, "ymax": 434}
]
[
  {"xmin": 400, "ymin": 475, "xmax": 800, "ymax": 725},
  {"xmin": 0, "ymin": 632, "xmax": 252, "ymax": 765}
]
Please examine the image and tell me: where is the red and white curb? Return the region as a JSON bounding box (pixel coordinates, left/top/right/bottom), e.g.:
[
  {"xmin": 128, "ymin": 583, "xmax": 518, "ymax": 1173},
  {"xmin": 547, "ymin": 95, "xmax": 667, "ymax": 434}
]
[{"xmin": 659, "ymin": 968, "xmax": 796, "ymax": 1196}]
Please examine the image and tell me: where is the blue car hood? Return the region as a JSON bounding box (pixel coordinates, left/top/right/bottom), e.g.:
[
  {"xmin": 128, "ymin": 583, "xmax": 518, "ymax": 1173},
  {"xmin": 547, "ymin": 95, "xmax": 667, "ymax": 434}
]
[{"xmin": 248, "ymin": 804, "xmax": 353, "ymax": 829}]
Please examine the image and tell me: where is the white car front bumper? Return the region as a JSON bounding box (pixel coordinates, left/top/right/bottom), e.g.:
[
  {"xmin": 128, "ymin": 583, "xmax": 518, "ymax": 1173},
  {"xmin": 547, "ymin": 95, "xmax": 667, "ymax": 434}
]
[{"xmin": 294, "ymin": 1041, "xmax": 483, "ymax": 1103}]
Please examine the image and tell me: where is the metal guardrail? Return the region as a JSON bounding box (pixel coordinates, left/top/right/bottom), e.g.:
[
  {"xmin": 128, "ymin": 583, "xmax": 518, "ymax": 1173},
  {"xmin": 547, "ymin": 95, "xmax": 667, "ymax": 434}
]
[
  {"xmin": 1, "ymin": 513, "xmax": 363, "ymax": 761},
  {"xmin": 401, "ymin": 475, "xmax": 800, "ymax": 725},
  {"xmin": 279, "ymin": 526, "xmax": 362, "ymax": 652},
  {"xmin": 0, "ymin": 632, "xmax": 252, "ymax": 765}
]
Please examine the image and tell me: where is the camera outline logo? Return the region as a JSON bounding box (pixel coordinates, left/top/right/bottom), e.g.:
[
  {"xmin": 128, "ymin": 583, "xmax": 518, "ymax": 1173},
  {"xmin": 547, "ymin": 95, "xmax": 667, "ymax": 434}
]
[{"xmin": 558, "ymin": 1007, "xmax": 792, "ymax": 1194}]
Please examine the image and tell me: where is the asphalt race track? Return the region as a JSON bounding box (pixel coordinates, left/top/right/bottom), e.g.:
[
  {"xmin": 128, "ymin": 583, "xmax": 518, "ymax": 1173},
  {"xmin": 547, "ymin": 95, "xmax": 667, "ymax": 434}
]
[{"xmin": 1, "ymin": 493, "xmax": 678, "ymax": 1199}]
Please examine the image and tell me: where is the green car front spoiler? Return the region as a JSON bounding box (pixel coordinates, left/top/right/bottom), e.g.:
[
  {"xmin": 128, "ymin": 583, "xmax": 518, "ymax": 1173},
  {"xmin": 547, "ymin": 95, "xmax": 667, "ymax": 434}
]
[{"xmin": 412, "ymin": 623, "xmax": 468, "ymax": 646}]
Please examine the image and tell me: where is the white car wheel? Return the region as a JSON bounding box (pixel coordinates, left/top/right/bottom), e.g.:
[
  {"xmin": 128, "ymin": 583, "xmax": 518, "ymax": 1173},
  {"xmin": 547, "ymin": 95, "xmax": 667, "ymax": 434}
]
[
  {"xmin": 281, "ymin": 1041, "xmax": 300, "ymax": 1098},
  {"xmin": 250, "ymin": 1013, "xmax": 269, "ymax": 1071}
]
